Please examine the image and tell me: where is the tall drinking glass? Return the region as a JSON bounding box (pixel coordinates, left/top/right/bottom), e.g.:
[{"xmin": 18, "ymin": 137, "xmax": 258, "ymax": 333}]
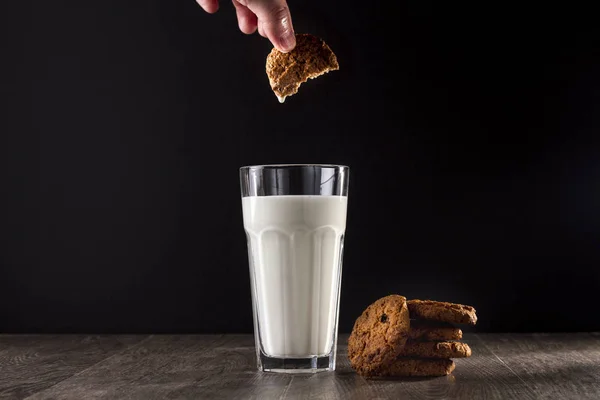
[{"xmin": 240, "ymin": 164, "xmax": 349, "ymax": 373}]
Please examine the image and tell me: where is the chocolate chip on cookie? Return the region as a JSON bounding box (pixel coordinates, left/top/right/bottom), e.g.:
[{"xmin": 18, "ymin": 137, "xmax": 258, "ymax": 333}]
[
  {"xmin": 407, "ymin": 300, "xmax": 477, "ymax": 325},
  {"xmin": 348, "ymin": 295, "xmax": 410, "ymax": 377},
  {"xmin": 397, "ymin": 340, "xmax": 472, "ymax": 359}
]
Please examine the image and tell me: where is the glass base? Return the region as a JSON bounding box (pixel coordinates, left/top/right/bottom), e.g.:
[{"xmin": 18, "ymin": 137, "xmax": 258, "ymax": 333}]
[{"xmin": 258, "ymin": 352, "xmax": 335, "ymax": 373}]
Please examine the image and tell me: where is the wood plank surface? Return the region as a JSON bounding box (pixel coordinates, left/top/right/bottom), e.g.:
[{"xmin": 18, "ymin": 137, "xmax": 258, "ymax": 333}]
[
  {"xmin": 478, "ymin": 333, "xmax": 600, "ymax": 400},
  {"xmin": 0, "ymin": 334, "xmax": 596, "ymax": 399},
  {"xmin": 0, "ymin": 335, "xmax": 147, "ymax": 400}
]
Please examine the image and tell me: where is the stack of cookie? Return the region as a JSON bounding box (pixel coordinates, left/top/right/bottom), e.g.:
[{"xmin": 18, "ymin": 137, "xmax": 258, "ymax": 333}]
[{"xmin": 348, "ymin": 295, "xmax": 477, "ymax": 378}]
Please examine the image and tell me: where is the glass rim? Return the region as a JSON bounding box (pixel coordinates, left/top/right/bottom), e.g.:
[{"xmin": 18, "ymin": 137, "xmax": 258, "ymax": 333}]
[{"xmin": 240, "ymin": 164, "xmax": 349, "ymax": 171}]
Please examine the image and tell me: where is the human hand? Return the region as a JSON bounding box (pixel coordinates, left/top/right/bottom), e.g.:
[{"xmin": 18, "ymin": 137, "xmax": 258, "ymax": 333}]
[{"xmin": 196, "ymin": 0, "xmax": 296, "ymax": 52}]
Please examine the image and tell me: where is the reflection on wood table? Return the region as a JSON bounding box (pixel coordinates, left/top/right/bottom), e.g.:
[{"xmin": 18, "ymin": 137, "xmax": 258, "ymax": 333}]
[{"xmin": 1, "ymin": 333, "xmax": 599, "ymax": 399}]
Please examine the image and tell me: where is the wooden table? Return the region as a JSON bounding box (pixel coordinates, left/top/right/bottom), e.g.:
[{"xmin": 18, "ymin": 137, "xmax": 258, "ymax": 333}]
[{"xmin": 1, "ymin": 333, "xmax": 599, "ymax": 399}]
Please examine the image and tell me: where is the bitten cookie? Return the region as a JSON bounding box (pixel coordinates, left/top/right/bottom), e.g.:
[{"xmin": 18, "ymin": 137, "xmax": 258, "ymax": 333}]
[
  {"xmin": 266, "ymin": 33, "xmax": 339, "ymax": 103},
  {"xmin": 408, "ymin": 320, "xmax": 463, "ymax": 341},
  {"xmin": 407, "ymin": 300, "xmax": 477, "ymax": 325},
  {"xmin": 397, "ymin": 341, "xmax": 472, "ymax": 359},
  {"xmin": 379, "ymin": 358, "xmax": 456, "ymax": 377},
  {"xmin": 348, "ymin": 295, "xmax": 410, "ymax": 377}
]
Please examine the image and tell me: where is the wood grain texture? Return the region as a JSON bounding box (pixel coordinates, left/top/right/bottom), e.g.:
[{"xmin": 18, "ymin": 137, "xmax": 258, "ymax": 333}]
[
  {"xmin": 0, "ymin": 333, "xmax": 596, "ymax": 399},
  {"xmin": 479, "ymin": 333, "xmax": 600, "ymax": 400},
  {"xmin": 0, "ymin": 335, "xmax": 146, "ymax": 400}
]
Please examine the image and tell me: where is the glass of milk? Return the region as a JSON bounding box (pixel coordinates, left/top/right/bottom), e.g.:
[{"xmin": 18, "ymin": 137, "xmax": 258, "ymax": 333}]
[{"xmin": 240, "ymin": 164, "xmax": 349, "ymax": 373}]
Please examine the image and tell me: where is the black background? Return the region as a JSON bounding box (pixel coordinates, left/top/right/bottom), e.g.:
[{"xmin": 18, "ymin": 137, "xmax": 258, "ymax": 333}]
[{"xmin": 1, "ymin": 1, "xmax": 599, "ymax": 333}]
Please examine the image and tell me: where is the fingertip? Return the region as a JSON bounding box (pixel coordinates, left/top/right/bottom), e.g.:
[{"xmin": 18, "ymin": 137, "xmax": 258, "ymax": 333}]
[
  {"xmin": 248, "ymin": 1, "xmax": 295, "ymax": 51},
  {"xmin": 197, "ymin": 0, "xmax": 219, "ymax": 14},
  {"xmin": 233, "ymin": 0, "xmax": 257, "ymax": 34},
  {"xmin": 237, "ymin": 13, "xmax": 257, "ymax": 34},
  {"xmin": 278, "ymin": 33, "xmax": 296, "ymax": 52},
  {"xmin": 239, "ymin": 21, "xmax": 258, "ymax": 35},
  {"xmin": 269, "ymin": 31, "xmax": 295, "ymax": 53}
]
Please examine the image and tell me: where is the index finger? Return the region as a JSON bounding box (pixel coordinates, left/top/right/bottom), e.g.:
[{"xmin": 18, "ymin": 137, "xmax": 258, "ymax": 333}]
[{"xmin": 197, "ymin": 0, "xmax": 220, "ymax": 14}]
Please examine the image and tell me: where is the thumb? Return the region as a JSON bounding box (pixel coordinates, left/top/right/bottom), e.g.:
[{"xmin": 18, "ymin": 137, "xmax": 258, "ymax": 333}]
[{"xmin": 241, "ymin": 0, "xmax": 296, "ymax": 52}]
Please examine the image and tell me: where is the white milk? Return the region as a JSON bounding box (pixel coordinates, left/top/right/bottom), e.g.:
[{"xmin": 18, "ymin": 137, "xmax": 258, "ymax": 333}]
[{"xmin": 242, "ymin": 195, "xmax": 348, "ymax": 357}]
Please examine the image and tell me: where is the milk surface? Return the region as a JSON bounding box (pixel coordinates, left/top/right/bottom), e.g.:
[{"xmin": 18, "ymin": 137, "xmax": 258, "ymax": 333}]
[{"xmin": 242, "ymin": 195, "xmax": 347, "ymax": 357}]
